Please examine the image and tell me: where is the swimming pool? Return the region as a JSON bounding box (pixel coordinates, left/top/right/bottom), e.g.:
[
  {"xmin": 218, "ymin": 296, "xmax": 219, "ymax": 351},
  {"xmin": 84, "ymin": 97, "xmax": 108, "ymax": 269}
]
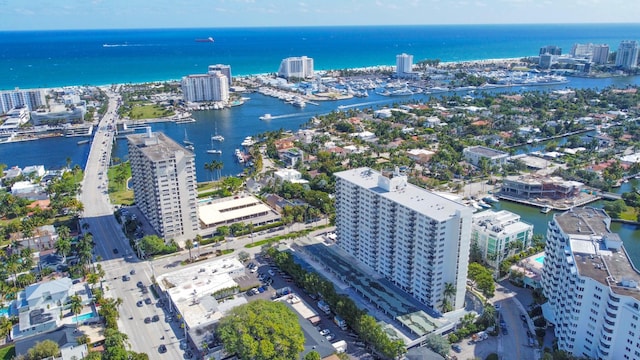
[
  {"xmin": 534, "ymin": 255, "xmax": 545, "ymax": 265},
  {"xmin": 0, "ymin": 308, "xmax": 8, "ymax": 317},
  {"xmin": 73, "ymin": 312, "xmax": 96, "ymax": 323}
]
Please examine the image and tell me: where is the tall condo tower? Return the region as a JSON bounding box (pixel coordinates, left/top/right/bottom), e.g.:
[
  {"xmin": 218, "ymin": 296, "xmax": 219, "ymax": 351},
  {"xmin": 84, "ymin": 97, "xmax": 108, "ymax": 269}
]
[
  {"xmin": 615, "ymin": 40, "xmax": 639, "ymax": 70},
  {"xmin": 541, "ymin": 207, "xmax": 640, "ymax": 360},
  {"xmin": 592, "ymin": 44, "xmax": 610, "ymax": 65},
  {"xmin": 396, "ymin": 53, "xmax": 413, "ymax": 77},
  {"xmin": 277, "ymin": 56, "xmax": 314, "ymax": 79},
  {"xmin": 127, "ymin": 130, "xmax": 199, "ymax": 242},
  {"xmin": 181, "ymin": 71, "xmax": 229, "ymax": 103},
  {"xmin": 207, "ymin": 64, "xmax": 232, "ymax": 86},
  {"xmin": 334, "ymin": 167, "xmax": 473, "ymax": 311}
]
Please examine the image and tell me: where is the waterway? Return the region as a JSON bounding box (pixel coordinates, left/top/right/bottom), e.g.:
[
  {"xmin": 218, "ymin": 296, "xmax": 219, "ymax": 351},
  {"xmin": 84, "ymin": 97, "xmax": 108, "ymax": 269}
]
[{"xmin": 487, "ymin": 178, "xmax": 640, "ymax": 265}]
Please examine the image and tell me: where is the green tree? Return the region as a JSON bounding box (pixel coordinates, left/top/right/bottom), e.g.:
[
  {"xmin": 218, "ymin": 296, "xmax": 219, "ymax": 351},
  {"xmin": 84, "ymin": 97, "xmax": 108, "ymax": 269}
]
[
  {"xmin": 185, "ymin": 239, "xmax": 194, "ymax": 261},
  {"xmin": 139, "ymin": 235, "xmax": 166, "ymax": 256},
  {"xmin": 0, "ymin": 316, "xmax": 12, "ymax": 340},
  {"xmin": 304, "ymin": 351, "xmax": 321, "ymax": 360},
  {"xmin": 69, "ymin": 294, "xmax": 83, "ymax": 328},
  {"xmin": 217, "ymin": 300, "xmax": 305, "ymax": 360},
  {"xmin": 27, "ymin": 339, "xmax": 60, "ymax": 360},
  {"xmin": 424, "ymin": 333, "xmax": 450, "ymax": 357}
]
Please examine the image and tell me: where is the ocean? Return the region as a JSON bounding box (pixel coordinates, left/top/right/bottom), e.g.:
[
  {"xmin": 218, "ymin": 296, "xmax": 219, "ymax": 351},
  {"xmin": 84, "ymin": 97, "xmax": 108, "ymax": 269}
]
[{"xmin": 2, "ymin": 24, "xmax": 640, "ymax": 89}]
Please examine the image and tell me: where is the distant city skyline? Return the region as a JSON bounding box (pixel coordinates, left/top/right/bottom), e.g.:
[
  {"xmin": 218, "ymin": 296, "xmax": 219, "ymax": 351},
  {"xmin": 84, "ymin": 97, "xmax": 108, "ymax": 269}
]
[{"xmin": 2, "ymin": 0, "xmax": 640, "ymax": 31}]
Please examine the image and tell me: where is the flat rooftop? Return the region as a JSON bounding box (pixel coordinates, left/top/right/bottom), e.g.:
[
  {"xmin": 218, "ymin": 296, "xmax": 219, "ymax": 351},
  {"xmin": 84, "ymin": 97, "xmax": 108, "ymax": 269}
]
[
  {"xmin": 127, "ymin": 131, "xmax": 192, "ymax": 162},
  {"xmin": 335, "ymin": 167, "xmax": 471, "ymax": 223},
  {"xmin": 198, "ymin": 194, "xmax": 278, "ymax": 226},
  {"xmin": 555, "ymin": 207, "xmax": 640, "ymax": 300},
  {"xmin": 156, "ymin": 257, "xmax": 247, "ymax": 330},
  {"xmin": 465, "ymin": 146, "xmax": 508, "ymax": 158}
]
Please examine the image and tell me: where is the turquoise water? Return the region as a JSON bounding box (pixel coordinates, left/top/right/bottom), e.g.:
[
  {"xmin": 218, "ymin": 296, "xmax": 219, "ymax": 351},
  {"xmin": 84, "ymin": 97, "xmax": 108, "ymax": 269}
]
[
  {"xmin": 2, "ymin": 24, "xmax": 640, "ymax": 89},
  {"xmin": 73, "ymin": 312, "xmax": 96, "ymax": 323},
  {"xmin": 0, "ymin": 308, "xmax": 8, "ymax": 317},
  {"xmin": 534, "ymin": 255, "xmax": 545, "ymax": 265}
]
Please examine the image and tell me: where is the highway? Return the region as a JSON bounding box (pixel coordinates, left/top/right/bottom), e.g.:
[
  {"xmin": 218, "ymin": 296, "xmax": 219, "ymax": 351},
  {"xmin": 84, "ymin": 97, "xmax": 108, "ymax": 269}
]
[
  {"xmin": 79, "ymin": 89, "xmax": 334, "ymax": 358},
  {"xmin": 79, "ymin": 89, "xmax": 186, "ymax": 358}
]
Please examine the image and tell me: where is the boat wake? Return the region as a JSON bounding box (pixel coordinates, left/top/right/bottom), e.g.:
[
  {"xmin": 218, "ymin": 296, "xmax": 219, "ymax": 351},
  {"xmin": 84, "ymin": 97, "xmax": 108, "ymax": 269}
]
[
  {"xmin": 102, "ymin": 43, "xmax": 160, "ymax": 48},
  {"xmin": 338, "ymin": 100, "xmax": 390, "ymax": 110},
  {"xmin": 261, "ymin": 112, "xmax": 312, "ymax": 120}
]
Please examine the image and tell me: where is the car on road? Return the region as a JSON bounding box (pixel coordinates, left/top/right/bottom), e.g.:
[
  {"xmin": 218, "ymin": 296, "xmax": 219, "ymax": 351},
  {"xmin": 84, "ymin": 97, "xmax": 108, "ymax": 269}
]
[
  {"xmin": 520, "ymin": 314, "xmax": 527, "ymax": 321},
  {"xmin": 113, "ymin": 248, "xmax": 119, "ymax": 254},
  {"xmin": 451, "ymin": 344, "xmax": 462, "ymax": 353},
  {"xmin": 144, "ymin": 298, "xmax": 152, "ymax": 305},
  {"xmin": 136, "ymin": 300, "xmax": 143, "ymax": 307},
  {"xmin": 319, "ymin": 329, "xmax": 330, "ymax": 336},
  {"xmin": 494, "ymin": 304, "xmax": 501, "ymax": 310},
  {"xmin": 501, "ymin": 326, "xmax": 508, "ymax": 335},
  {"xmin": 158, "ymin": 344, "xmax": 167, "ymax": 353}
]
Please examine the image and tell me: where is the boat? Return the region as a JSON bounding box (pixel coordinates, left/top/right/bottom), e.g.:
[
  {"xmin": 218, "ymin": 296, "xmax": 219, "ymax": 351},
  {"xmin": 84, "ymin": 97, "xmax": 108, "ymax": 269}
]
[
  {"xmin": 77, "ymin": 139, "xmax": 90, "ymax": 145},
  {"xmin": 207, "ymin": 138, "xmax": 222, "ymax": 155},
  {"xmin": 185, "ymin": 144, "xmax": 195, "ymax": 151},
  {"xmin": 183, "ymin": 130, "xmax": 193, "ymax": 146},
  {"xmin": 541, "ymin": 206, "xmax": 552, "ymax": 214},
  {"xmin": 195, "ymin": 37, "xmax": 214, "ymax": 43},
  {"xmin": 241, "ymin": 136, "xmax": 256, "ymax": 147},
  {"xmin": 292, "ymin": 99, "xmax": 306, "ymax": 108},
  {"xmin": 234, "ymin": 148, "xmax": 245, "ymax": 163},
  {"xmin": 477, "ymin": 200, "xmax": 491, "ymax": 209},
  {"xmin": 389, "ymin": 87, "xmax": 414, "ymax": 96},
  {"xmin": 259, "ymin": 114, "xmax": 272, "ymax": 121},
  {"xmin": 211, "ymin": 125, "xmax": 224, "ymax": 142},
  {"xmin": 483, "ymin": 195, "xmax": 499, "ymax": 203}
]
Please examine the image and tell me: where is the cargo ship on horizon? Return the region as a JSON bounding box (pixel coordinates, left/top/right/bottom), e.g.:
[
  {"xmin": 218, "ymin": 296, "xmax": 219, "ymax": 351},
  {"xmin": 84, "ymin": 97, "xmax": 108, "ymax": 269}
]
[{"xmin": 195, "ymin": 37, "xmax": 214, "ymax": 43}]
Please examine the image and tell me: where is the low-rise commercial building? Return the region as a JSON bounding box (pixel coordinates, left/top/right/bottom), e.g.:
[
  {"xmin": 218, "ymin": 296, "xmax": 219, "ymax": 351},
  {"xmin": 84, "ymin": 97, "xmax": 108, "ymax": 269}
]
[
  {"xmin": 462, "ymin": 146, "xmax": 509, "ymax": 168},
  {"xmin": 198, "ymin": 194, "xmax": 280, "ymax": 229}
]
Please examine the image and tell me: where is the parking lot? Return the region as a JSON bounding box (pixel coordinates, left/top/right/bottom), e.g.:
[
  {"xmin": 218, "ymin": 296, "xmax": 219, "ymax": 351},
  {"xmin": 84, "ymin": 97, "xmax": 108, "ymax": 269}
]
[{"xmin": 238, "ymin": 254, "xmax": 374, "ymax": 359}]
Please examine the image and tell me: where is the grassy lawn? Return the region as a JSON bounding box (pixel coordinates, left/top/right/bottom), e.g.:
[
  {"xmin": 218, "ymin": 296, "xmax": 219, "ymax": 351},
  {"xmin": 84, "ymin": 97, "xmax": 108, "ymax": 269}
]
[
  {"xmin": 128, "ymin": 104, "xmax": 174, "ymax": 120},
  {"xmin": 107, "ymin": 163, "xmax": 134, "ymax": 206},
  {"xmin": 620, "ymin": 207, "xmax": 638, "ymax": 221},
  {"xmin": 0, "ymin": 345, "xmax": 15, "ymax": 360}
]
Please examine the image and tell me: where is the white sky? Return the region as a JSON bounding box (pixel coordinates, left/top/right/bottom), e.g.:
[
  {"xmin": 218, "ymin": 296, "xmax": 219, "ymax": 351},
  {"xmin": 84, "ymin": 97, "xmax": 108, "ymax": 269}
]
[{"xmin": 1, "ymin": 0, "xmax": 639, "ymax": 31}]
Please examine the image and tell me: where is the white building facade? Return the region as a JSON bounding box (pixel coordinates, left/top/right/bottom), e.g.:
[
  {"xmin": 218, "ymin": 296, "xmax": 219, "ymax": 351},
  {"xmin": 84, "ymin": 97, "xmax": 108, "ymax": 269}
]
[
  {"xmin": 335, "ymin": 167, "xmax": 473, "ymax": 311},
  {"xmin": 127, "ymin": 130, "xmax": 199, "ymax": 242},
  {"xmin": 277, "ymin": 56, "xmax": 314, "ymax": 79},
  {"xmin": 0, "ymin": 89, "xmax": 46, "ymax": 114},
  {"xmin": 207, "ymin": 64, "xmax": 232, "ymax": 86},
  {"xmin": 541, "ymin": 207, "xmax": 640, "ymax": 360},
  {"xmin": 471, "ymin": 210, "xmax": 533, "ymax": 269},
  {"xmin": 616, "ymin": 40, "xmax": 639, "ymax": 70},
  {"xmin": 396, "ymin": 53, "xmax": 413, "ymax": 77},
  {"xmin": 181, "ymin": 71, "xmax": 229, "ymax": 103}
]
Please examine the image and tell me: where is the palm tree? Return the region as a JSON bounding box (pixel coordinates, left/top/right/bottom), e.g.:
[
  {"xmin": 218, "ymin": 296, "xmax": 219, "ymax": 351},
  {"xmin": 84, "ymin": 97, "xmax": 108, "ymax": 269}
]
[
  {"xmin": 55, "ymin": 237, "xmax": 72, "ymax": 262},
  {"xmin": 204, "ymin": 161, "xmax": 215, "ymax": 182},
  {"xmin": 185, "ymin": 239, "xmax": 194, "ymax": 261},
  {"xmin": 443, "ymin": 282, "xmax": 456, "ymax": 312},
  {"xmin": 69, "ymin": 294, "xmax": 83, "ymax": 328}
]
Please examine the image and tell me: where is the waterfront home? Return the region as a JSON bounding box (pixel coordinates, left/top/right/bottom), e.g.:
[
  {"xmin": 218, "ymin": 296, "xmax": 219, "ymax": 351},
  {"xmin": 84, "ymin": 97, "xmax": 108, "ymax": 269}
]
[{"xmin": 462, "ymin": 145, "xmax": 509, "ymax": 168}]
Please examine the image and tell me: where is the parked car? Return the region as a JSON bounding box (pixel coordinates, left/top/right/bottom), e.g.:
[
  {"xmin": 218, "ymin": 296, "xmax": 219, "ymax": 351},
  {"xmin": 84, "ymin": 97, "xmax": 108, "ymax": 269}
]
[
  {"xmin": 452, "ymin": 344, "xmax": 462, "ymax": 353},
  {"xmin": 319, "ymin": 329, "xmax": 330, "ymax": 336},
  {"xmin": 326, "ymin": 334, "xmax": 335, "ymax": 341},
  {"xmin": 152, "ymin": 315, "xmax": 159, "ymax": 322},
  {"xmin": 144, "ymin": 298, "xmax": 152, "ymax": 305},
  {"xmin": 122, "ymin": 275, "xmax": 130, "ymax": 281},
  {"xmin": 136, "ymin": 300, "xmax": 143, "ymax": 307},
  {"xmin": 158, "ymin": 345, "xmax": 167, "ymax": 353},
  {"xmin": 136, "ymin": 281, "xmax": 144, "ymax": 288},
  {"xmin": 144, "ymin": 317, "xmax": 151, "ymax": 324},
  {"xmin": 130, "ymin": 269, "xmax": 136, "ymax": 275}
]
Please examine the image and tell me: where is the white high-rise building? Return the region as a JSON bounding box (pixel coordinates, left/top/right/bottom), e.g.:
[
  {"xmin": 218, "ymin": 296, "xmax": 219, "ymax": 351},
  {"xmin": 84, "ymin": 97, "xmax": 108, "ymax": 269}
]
[
  {"xmin": 207, "ymin": 64, "xmax": 232, "ymax": 86},
  {"xmin": 334, "ymin": 167, "xmax": 473, "ymax": 311},
  {"xmin": 127, "ymin": 130, "xmax": 199, "ymax": 242},
  {"xmin": 0, "ymin": 89, "xmax": 46, "ymax": 114},
  {"xmin": 181, "ymin": 71, "xmax": 229, "ymax": 103},
  {"xmin": 615, "ymin": 40, "xmax": 639, "ymax": 70},
  {"xmin": 471, "ymin": 210, "xmax": 533, "ymax": 270},
  {"xmin": 541, "ymin": 207, "xmax": 640, "ymax": 360},
  {"xmin": 277, "ymin": 56, "xmax": 314, "ymax": 79},
  {"xmin": 592, "ymin": 44, "xmax": 610, "ymax": 65},
  {"xmin": 396, "ymin": 53, "xmax": 413, "ymax": 76}
]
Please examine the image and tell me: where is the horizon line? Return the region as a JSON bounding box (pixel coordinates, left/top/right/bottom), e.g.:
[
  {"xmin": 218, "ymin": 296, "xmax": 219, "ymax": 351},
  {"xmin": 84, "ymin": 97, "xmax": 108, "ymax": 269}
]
[{"xmin": 2, "ymin": 22, "xmax": 640, "ymax": 32}]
